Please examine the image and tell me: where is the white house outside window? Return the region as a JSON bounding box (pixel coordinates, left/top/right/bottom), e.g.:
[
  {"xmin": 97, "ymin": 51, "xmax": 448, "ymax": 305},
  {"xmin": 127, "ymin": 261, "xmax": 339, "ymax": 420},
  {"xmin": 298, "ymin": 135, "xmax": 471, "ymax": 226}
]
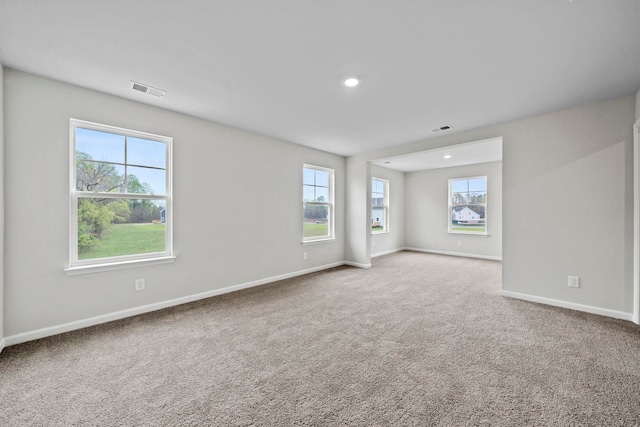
[
  {"xmin": 68, "ymin": 119, "xmax": 173, "ymax": 271},
  {"xmin": 303, "ymin": 164, "xmax": 334, "ymax": 242},
  {"xmin": 448, "ymin": 176, "xmax": 487, "ymax": 235},
  {"xmin": 371, "ymin": 178, "xmax": 389, "ymax": 233}
]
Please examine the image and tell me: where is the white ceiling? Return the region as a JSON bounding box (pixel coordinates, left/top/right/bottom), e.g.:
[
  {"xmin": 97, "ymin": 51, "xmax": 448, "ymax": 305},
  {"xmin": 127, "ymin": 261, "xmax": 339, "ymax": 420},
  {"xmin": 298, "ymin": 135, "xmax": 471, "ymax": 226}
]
[
  {"xmin": 0, "ymin": 1, "xmax": 638, "ymax": 157},
  {"xmin": 371, "ymin": 137, "xmax": 503, "ymax": 172}
]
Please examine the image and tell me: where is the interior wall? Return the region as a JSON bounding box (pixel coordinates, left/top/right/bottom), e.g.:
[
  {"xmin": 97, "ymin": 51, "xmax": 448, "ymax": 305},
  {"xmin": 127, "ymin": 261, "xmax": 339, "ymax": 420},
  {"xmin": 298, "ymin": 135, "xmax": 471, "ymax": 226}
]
[
  {"xmin": 347, "ymin": 94, "xmax": 635, "ymax": 316},
  {"xmin": 0, "ymin": 64, "xmax": 5, "ymax": 349},
  {"xmin": 345, "ymin": 157, "xmax": 371, "ymax": 267},
  {"xmin": 405, "ymin": 161, "xmax": 502, "ymax": 260},
  {"xmin": 3, "ymin": 68, "xmax": 346, "ymax": 338},
  {"xmin": 370, "ymin": 164, "xmax": 405, "ymax": 257}
]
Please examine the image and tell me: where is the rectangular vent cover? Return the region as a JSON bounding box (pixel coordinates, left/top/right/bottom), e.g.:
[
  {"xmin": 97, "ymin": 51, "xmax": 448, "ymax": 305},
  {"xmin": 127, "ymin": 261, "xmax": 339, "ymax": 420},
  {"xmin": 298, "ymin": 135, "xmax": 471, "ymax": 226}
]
[
  {"xmin": 431, "ymin": 125, "xmax": 452, "ymax": 133},
  {"xmin": 130, "ymin": 81, "xmax": 166, "ymax": 98}
]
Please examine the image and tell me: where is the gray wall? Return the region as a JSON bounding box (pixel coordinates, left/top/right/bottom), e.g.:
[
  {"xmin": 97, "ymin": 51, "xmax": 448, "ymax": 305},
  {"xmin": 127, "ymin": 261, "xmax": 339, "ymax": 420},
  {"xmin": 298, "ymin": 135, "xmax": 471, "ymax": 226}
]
[
  {"xmin": 3, "ymin": 69, "xmax": 345, "ymax": 337},
  {"xmin": 370, "ymin": 164, "xmax": 405, "ymax": 257},
  {"xmin": 347, "ymin": 94, "xmax": 635, "ymax": 315},
  {"xmin": 0, "ymin": 64, "xmax": 4, "ymax": 348},
  {"xmin": 345, "ymin": 157, "xmax": 371, "ymax": 267},
  {"xmin": 405, "ymin": 161, "xmax": 502, "ymax": 259}
]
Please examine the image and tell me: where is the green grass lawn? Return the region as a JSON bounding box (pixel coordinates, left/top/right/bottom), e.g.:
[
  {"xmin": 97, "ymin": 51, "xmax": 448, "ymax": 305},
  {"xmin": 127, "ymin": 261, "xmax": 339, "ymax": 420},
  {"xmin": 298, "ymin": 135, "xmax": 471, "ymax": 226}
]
[
  {"xmin": 80, "ymin": 223, "xmax": 166, "ymax": 259},
  {"xmin": 303, "ymin": 222, "xmax": 328, "ymax": 238},
  {"xmin": 451, "ymin": 225, "xmax": 486, "ymax": 233}
]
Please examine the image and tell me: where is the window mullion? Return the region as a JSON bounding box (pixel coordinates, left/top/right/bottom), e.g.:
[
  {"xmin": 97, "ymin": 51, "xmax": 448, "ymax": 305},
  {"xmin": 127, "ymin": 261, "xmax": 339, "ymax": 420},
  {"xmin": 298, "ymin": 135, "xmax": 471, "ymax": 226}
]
[
  {"xmin": 124, "ymin": 135, "xmax": 128, "ymax": 193},
  {"xmin": 75, "ymin": 192, "xmax": 166, "ymax": 201}
]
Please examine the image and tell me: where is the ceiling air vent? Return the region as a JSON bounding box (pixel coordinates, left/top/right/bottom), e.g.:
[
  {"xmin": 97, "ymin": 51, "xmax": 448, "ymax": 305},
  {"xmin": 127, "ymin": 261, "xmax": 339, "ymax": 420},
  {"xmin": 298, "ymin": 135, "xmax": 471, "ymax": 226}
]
[
  {"xmin": 430, "ymin": 125, "xmax": 452, "ymax": 133},
  {"xmin": 130, "ymin": 81, "xmax": 166, "ymax": 98}
]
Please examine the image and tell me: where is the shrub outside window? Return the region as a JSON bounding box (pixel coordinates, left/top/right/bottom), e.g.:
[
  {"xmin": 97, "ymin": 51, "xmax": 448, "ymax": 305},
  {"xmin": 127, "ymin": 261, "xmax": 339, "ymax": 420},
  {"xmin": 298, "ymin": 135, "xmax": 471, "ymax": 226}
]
[
  {"xmin": 449, "ymin": 176, "xmax": 487, "ymax": 235},
  {"xmin": 69, "ymin": 119, "xmax": 173, "ymax": 269},
  {"xmin": 371, "ymin": 178, "xmax": 389, "ymax": 233},
  {"xmin": 303, "ymin": 164, "xmax": 334, "ymax": 241}
]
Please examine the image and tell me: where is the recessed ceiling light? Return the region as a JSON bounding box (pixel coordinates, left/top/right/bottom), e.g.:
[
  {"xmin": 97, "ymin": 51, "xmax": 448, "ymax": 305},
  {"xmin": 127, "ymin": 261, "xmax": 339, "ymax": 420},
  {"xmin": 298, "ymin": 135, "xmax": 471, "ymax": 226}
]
[
  {"xmin": 344, "ymin": 77, "xmax": 360, "ymax": 87},
  {"xmin": 443, "ymin": 154, "xmax": 452, "ymax": 159}
]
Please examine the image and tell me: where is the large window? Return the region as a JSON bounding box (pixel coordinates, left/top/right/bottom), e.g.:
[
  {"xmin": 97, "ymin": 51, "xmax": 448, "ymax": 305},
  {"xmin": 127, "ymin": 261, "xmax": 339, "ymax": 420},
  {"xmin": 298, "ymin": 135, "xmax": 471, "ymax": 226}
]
[
  {"xmin": 449, "ymin": 176, "xmax": 487, "ymax": 235},
  {"xmin": 303, "ymin": 164, "xmax": 334, "ymax": 241},
  {"xmin": 69, "ymin": 119, "xmax": 173, "ymax": 269},
  {"xmin": 371, "ymin": 178, "xmax": 389, "ymax": 233}
]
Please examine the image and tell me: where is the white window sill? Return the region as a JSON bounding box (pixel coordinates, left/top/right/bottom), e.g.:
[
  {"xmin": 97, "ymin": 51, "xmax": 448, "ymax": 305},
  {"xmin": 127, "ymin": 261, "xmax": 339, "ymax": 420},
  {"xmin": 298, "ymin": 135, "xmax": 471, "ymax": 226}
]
[
  {"xmin": 302, "ymin": 237, "xmax": 337, "ymax": 245},
  {"xmin": 372, "ymin": 230, "xmax": 390, "ymax": 235},
  {"xmin": 447, "ymin": 231, "xmax": 489, "ymax": 237},
  {"xmin": 65, "ymin": 256, "xmax": 177, "ymax": 276}
]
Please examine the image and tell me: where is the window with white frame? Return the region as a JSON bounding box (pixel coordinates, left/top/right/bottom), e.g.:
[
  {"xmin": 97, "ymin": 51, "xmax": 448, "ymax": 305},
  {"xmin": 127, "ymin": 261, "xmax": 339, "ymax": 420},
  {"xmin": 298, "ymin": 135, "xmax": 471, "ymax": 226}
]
[
  {"xmin": 449, "ymin": 176, "xmax": 487, "ymax": 235},
  {"xmin": 69, "ymin": 119, "xmax": 173, "ymax": 269},
  {"xmin": 371, "ymin": 178, "xmax": 389, "ymax": 233},
  {"xmin": 303, "ymin": 164, "xmax": 334, "ymax": 241}
]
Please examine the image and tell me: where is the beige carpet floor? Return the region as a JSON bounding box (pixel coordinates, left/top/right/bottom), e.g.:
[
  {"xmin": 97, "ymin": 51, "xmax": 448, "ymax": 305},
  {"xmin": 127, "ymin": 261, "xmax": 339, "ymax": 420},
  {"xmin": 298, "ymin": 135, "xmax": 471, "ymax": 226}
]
[{"xmin": 1, "ymin": 251, "xmax": 640, "ymax": 426}]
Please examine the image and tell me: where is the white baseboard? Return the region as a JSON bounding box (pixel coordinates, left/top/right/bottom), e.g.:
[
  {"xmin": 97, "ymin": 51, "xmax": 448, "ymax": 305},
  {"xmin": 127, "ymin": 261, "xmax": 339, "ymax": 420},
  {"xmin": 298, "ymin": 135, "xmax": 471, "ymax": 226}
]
[
  {"xmin": 403, "ymin": 247, "xmax": 502, "ymax": 261},
  {"xmin": 501, "ymin": 290, "xmax": 633, "ymax": 321},
  {"xmin": 343, "ymin": 261, "xmax": 372, "ymax": 269},
  {"xmin": 3, "ymin": 261, "xmax": 346, "ymax": 347},
  {"xmin": 0, "ymin": 338, "xmax": 5, "ymax": 354},
  {"xmin": 371, "ymin": 248, "xmax": 404, "ymax": 258}
]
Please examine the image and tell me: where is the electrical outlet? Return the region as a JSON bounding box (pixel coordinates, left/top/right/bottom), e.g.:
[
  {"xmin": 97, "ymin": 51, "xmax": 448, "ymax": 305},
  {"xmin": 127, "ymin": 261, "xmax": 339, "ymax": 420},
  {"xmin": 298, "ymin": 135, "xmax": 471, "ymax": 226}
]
[
  {"xmin": 303, "ymin": 252, "xmax": 308, "ymax": 260},
  {"xmin": 135, "ymin": 278, "xmax": 146, "ymax": 291},
  {"xmin": 568, "ymin": 276, "xmax": 580, "ymax": 288}
]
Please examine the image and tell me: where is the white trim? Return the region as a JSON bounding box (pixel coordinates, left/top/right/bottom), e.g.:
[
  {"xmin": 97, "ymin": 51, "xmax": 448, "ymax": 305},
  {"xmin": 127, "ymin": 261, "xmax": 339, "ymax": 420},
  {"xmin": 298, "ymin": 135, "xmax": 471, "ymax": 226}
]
[
  {"xmin": 501, "ymin": 290, "xmax": 633, "ymax": 322},
  {"xmin": 301, "ymin": 237, "xmax": 337, "ymax": 245},
  {"xmin": 633, "ymin": 118, "xmax": 640, "ymax": 324},
  {"xmin": 69, "ymin": 119, "xmax": 173, "ymax": 269},
  {"xmin": 303, "ymin": 163, "xmax": 335, "ymax": 242},
  {"xmin": 343, "ymin": 261, "xmax": 372, "ymax": 269},
  {"xmin": 403, "ymin": 247, "xmax": 502, "ymax": 261},
  {"xmin": 447, "ymin": 231, "xmax": 489, "ymax": 237},
  {"xmin": 371, "ymin": 177, "xmax": 389, "ymax": 233},
  {"xmin": 0, "ymin": 339, "xmax": 5, "ymax": 354},
  {"xmin": 3, "ymin": 261, "xmax": 345, "ymax": 347},
  {"xmin": 371, "ymin": 248, "xmax": 404, "ymax": 258},
  {"xmin": 65, "ymin": 255, "xmax": 177, "ymax": 276},
  {"xmin": 448, "ymin": 175, "xmax": 487, "ymax": 235}
]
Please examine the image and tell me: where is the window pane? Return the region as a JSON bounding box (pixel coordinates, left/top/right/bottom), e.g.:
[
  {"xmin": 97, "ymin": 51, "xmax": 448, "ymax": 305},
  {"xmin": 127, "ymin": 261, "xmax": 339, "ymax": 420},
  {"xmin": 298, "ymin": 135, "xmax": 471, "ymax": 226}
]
[
  {"xmin": 303, "ymin": 203, "xmax": 329, "ymax": 238},
  {"xmin": 127, "ymin": 137, "xmax": 166, "ymax": 169},
  {"xmin": 450, "ymin": 205, "xmax": 486, "ymax": 233},
  {"xmin": 451, "ymin": 192, "xmax": 468, "ymax": 204},
  {"xmin": 372, "ymin": 194, "xmax": 384, "ymax": 206},
  {"xmin": 77, "ymin": 198, "xmax": 166, "ymax": 260},
  {"xmin": 315, "ymin": 169, "xmax": 329, "ymax": 187},
  {"xmin": 127, "ymin": 166, "xmax": 167, "ymax": 195},
  {"xmin": 468, "ymin": 191, "xmax": 487, "ymax": 204},
  {"xmin": 315, "ymin": 186, "xmax": 329, "ymax": 202},
  {"xmin": 372, "ymin": 207, "xmax": 385, "ymax": 231},
  {"xmin": 468, "ymin": 177, "xmax": 486, "ymax": 192},
  {"xmin": 303, "ymin": 185, "xmax": 315, "ymax": 201},
  {"xmin": 451, "ymin": 179, "xmax": 468, "ymax": 194},
  {"xmin": 76, "ymin": 128, "xmax": 125, "ymax": 163},
  {"xmin": 76, "ymin": 160, "xmax": 125, "ymax": 192},
  {"xmin": 303, "ymin": 168, "xmax": 315, "ymax": 185},
  {"xmin": 372, "ymin": 180, "xmax": 383, "ymax": 193}
]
